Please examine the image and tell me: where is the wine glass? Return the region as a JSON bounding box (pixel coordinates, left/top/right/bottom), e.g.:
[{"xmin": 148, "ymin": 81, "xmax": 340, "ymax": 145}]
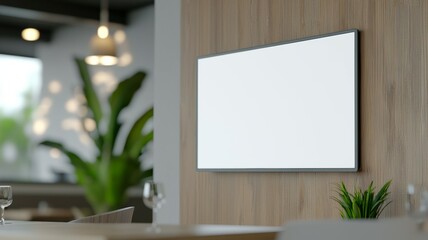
[
  {"xmin": 143, "ymin": 180, "xmax": 165, "ymax": 232},
  {"xmin": 406, "ymin": 184, "xmax": 428, "ymax": 229},
  {"xmin": 0, "ymin": 186, "xmax": 13, "ymax": 225}
]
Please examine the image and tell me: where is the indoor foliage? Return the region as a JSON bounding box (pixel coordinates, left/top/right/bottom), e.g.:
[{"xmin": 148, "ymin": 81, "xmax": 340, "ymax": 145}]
[
  {"xmin": 332, "ymin": 180, "xmax": 392, "ymax": 219},
  {"xmin": 41, "ymin": 58, "xmax": 153, "ymax": 213}
]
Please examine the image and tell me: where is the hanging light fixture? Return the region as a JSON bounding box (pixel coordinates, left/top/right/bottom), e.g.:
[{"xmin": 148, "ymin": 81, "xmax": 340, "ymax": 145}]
[
  {"xmin": 85, "ymin": 0, "xmax": 118, "ymax": 66},
  {"xmin": 21, "ymin": 28, "xmax": 40, "ymax": 41}
]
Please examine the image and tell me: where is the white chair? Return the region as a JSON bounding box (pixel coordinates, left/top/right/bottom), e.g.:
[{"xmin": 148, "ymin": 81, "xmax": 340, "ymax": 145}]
[
  {"xmin": 276, "ymin": 218, "xmax": 427, "ymax": 240},
  {"xmin": 69, "ymin": 206, "xmax": 134, "ymax": 223}
]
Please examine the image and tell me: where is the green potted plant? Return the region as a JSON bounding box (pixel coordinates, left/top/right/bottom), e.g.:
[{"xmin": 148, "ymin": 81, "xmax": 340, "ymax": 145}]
[
  {"xmin": 331, "ymin": 180, "xmax": 392, "ymax": 219},
  {"xmin": 40, "ymin": 58, "xmax": 153, "ymax": 213}
]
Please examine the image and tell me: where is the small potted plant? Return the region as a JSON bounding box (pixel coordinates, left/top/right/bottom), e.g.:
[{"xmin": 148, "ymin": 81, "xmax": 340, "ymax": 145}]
[{"xmin": 331, "ymin": 180, "xmax": 392, "ymax": 219}]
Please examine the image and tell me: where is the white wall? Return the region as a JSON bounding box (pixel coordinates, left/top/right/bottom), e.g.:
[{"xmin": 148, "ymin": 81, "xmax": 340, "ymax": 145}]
[
  {"xmin": 153, "ymin": 0, "xmax": 181, "ymax": 224},
  {"xmin": 33, "ymin": 6, "xmax": 155, "ymax": 182}
]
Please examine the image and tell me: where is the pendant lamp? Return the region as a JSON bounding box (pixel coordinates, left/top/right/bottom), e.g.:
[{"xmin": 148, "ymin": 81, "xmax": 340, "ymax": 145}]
[{"xmin": 85, "ymin": 0, "xmax": 118, "ymax": 66}]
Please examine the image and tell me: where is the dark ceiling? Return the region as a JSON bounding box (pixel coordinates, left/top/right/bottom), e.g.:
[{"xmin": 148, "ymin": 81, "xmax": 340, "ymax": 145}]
[
  {"xmin": 0, "ymin": 0, "xmax": 154, "ymax": 44},
  {"xmin": 60, "ymin": 0, "xmax": 154, "ymax": 10}
]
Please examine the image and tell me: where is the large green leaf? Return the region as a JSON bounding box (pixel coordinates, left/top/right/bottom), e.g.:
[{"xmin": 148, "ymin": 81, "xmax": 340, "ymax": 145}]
[
  {"xmin": 123, "ymin": 107, "xmax": 153, "ymax": 158},
  {"xmin": 39, "ymin": 140, "xmax": 97, "ymax": 181},
  {"xmin": 75, "ymin": 58, "xmax": 103, "ymax": 133},
  {"xmin": 129, "ymin": 131, "xmax": 153, "ymax": 158},
  {"xmin": 39, "ymin": 141, "xmax": 108, "ymax": 212},
  {"xmin": 104, "ymin": 72, "xmax": 146, "ymax": 157}
]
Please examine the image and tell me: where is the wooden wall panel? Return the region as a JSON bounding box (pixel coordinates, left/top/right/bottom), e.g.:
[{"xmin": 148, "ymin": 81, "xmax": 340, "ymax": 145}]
[{"xmin": 181, "ymin": 0, "xmax": 428, "ymax": 225}]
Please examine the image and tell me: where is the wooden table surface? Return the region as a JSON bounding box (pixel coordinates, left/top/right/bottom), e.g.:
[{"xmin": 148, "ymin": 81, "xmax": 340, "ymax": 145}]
[{"xmin": 0, "ymin": 221, "xmax": 281, "ymax": 240}]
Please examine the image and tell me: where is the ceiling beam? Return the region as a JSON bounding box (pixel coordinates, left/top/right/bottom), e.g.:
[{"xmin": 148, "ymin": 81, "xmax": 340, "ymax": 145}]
[{"xmin": 0, "ymin": 0, "xmax": 128, "ymax": 26}]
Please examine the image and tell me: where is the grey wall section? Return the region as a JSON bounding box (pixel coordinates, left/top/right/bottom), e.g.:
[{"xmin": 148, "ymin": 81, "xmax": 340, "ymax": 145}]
[
  {"xmin": 153, "ymin": 0, "xmax": 181, "ymax": 224},
  {"xmin": 0, "ymin": 38, "xmax": 36, "ymax": 57}
]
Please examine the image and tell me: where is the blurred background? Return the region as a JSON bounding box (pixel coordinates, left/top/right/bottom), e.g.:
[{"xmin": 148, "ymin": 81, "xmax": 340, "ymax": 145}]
[{"xmin": 0, "ymin": 0, "xmax": 156, "ymax": 222}]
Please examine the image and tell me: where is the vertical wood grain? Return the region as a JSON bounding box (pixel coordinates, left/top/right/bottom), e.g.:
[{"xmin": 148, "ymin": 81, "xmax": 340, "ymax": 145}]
[{"xmin": 181, "ymin": 0, "xmax": 428, "ymax": 225}]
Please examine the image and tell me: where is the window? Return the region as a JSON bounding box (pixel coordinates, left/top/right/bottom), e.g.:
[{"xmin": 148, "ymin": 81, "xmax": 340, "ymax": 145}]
[{"xmin": 0, "ymin": 54, "xmax": 42, "ymax": 182}]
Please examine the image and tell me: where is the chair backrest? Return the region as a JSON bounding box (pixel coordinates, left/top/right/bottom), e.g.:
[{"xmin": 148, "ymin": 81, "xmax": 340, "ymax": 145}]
[
  {"xmin": 69, "ymin": 206, "xmax": 134, "ymax": 223},
  {"xmin": 276, "ymin": 218, "xmax": 426, "ymax": 240}
]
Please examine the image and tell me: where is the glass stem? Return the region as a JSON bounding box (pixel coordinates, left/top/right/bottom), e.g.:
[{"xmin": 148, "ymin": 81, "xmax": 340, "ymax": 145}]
[
  {"xmin": 0, "ymin": 206, "xmax": 4, "ymax": 225},
  {"xmin": 152, "ymin": 207, "xmax": 157, "ymax": 228}
]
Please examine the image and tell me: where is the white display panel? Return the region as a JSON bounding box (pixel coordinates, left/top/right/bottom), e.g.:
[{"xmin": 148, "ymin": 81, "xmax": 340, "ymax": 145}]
[{"xmin": 197, "ymin": 30, "xmax": 358, "ymax": 171}]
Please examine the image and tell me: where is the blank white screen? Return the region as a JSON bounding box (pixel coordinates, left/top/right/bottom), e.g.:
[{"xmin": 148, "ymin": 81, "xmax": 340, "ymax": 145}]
[{"xmin": 197, "ymin": 31, "xmax": 357, "ymax": 171}]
